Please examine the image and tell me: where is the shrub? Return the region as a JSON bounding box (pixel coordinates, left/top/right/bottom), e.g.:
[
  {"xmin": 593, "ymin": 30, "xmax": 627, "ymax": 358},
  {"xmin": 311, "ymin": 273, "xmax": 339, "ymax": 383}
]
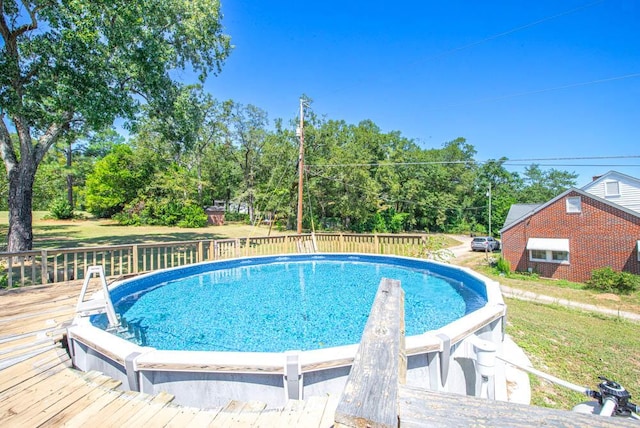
[
  {"xmin": 225, "ymin": 211, "xmax": 250, "ymax": 223},
  {"xmin": 49, "ymin": 198, "xmax": 74, "ymax": 220},
  {"xmin": 587, "ymin": 267, "xmax": 640, "ymax": 294},
  {"xmin": 177, "ymin": 204, "xmax": 208, "ymax": 228},
  {"xmin": 494, "ymin": 256, "xmax": 511, "ymax": 276}
]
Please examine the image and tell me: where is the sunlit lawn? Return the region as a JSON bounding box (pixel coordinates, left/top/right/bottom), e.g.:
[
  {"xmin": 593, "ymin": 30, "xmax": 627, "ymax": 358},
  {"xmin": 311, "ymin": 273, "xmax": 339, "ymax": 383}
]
[{"xmin": 0, "ymin": 211, "xmax": 288, "ymax": 249}]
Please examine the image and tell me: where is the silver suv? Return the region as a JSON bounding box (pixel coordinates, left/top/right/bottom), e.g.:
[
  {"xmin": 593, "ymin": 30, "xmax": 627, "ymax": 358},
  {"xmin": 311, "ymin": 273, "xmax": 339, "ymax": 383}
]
[{"xmin": 471, "ymin": 236, "xmax": 500, "ymax": 252}]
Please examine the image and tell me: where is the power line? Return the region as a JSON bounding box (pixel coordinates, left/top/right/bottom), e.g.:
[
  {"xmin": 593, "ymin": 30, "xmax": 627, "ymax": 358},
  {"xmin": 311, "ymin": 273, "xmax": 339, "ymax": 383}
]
[
  {"xmin": 307, "ymin": 155, "xmax": 640, "ymax": 168},
  {"xmin": 435, "ymin": 72, "xmax": 640, "ymax": 109}
]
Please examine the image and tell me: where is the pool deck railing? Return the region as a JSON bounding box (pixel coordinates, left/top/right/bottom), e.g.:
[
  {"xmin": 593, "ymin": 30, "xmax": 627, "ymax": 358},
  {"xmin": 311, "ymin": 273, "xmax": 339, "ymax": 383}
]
[{"xmin": 0, "ymin": 232, "xmax": 441, "ymax": 288}]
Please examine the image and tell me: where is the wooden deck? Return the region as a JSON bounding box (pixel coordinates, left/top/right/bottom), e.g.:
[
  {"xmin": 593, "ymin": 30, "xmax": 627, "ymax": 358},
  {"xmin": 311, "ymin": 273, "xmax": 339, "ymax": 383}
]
[{"xmin": 0, "ymin": 281, "xmax": 338, "ymax": 427}]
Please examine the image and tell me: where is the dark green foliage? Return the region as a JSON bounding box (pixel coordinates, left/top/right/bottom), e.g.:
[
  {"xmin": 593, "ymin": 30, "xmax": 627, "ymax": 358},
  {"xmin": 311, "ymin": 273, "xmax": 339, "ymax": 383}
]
[
  {"xmin": 494, "ymin": 256, "xmax": 511, "ymax": 275},
  {"xmin": 177, "ymin": 205, "xmax": 208, "ymax": 228},
  {"xmin": 114, "ymin": 198, "xmax": 207, "ymax": 228},
  {"xmin": 224, "ymin": 212, "xmax": 251, "ymax": 223},
  {"xmin": 586, "ymin": 267, "xmax": 640, "ymax": 294},
  {"xmin": 49, "ymin": 198, "xmax": 74, "ymax": 220},
  {"xmin": 85, "ymin": 145, "xmax": 153, "ymax": 218}
]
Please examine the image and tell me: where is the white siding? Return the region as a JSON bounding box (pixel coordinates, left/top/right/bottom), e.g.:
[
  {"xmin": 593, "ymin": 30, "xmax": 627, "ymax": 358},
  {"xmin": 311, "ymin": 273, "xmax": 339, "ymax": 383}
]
[{"xmin": 582, "ymin": 171, "xmax": 640, "ymax": 214}]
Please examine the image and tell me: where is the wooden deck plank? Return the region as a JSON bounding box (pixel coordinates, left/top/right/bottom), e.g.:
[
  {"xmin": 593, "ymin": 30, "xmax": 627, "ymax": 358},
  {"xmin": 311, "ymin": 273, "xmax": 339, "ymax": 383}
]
[
  {"xmin": 251, "ymin": 407, "xmax": 284, "ymax": 427},
  {"xmin": 73, "ymin": 390, "xmax": 140, "ymax": 426},
  {"xmin": 118, "ymin": 392, "xmax": 175, "ymax": 427},
  {"xmin": 318, "ymin": 394, "xmax": 340, "ymax": 427},
  {"xmin": 0, "ymin": 352, "xmax": 71, "ymax": 402},
  {"xmin": 221, "ymin": 400, "xmax": 268, "ymax": 427},
  {"xmin": 0, "ymin": 369, "xmax": 95, "ymax": 422},
  {"xmin": 208, "ymin": 400, "xmax": 247, "ymax": 427},
  {"xmin": 0, "ymin": 350, "xmax": 71, "ymax": 394},
  {"xmin": 163, "ymin": 407, "xmax": 201, "ymax": 427},
  {"xmin": 0, "ymin": 361, "xmax": 69, "ymax": 397},
  {"xmin": 4, "ymin": 372, "xmax": 116, "ymax": 427},
  {"xmin": 211, "ymin": 400, "xmax": 255, "ymax": 427},
  {"xmin": 277, "ymin": 399, "xmax": 306, "ymax": 426},
  {"xmin": 37, "ymin": 381, "xmax": 119, "ymax": 426},
  {"xmin": 296, "ymin": 395, "xmax": 336, "ymax": 428},
  {"xmin": 185, "ymin": 408, "xmax": 221, "ymax": 427},
  {"xmin": 398, "ymin": 385, "xmax": 629, "ymax": 428},
  {"xmin": 139, "ymin": 405, "xmax": 183, "ymax": 426},
  {"xmin": 59, "ymin": 389, "xmax": 125, "ymax": 427},
  {"xmin": 95, "ymin": 391, "xmax": 157, "ymax": 428}
]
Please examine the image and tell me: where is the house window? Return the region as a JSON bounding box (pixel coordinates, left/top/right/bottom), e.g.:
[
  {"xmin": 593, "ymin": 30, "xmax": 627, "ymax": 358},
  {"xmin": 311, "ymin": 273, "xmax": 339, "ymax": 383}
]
[
  {"xmin": 637, "ymin": 241, "xmax": 640, "ymax": 262},
  {"xmin": 605, "ymin": 181, "xmax": 620, "ymax": 197},
  {"xmin": 551, "ymin": 251, "xmax": 569, "ymax": 262},
  {"xmin": 530, "ymin": 250, "xmax": 547, "ymax": 260},
  {"xmin": 527, "ymin": 238, "xmax": 570, "ymax": 264},
  {"xmin": 566, "ymin": 196, "xmax": 581, "ymax": 213}
]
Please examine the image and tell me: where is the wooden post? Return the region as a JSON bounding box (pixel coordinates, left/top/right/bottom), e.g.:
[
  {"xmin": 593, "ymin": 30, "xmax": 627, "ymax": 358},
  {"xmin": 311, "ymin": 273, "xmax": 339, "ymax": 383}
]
[
  {"xmin": 132, "ymin": 244, "xmax": 139, "ymax": 273},
  {"xmin": 334, "ymin": 278, "xmax": 405, "ymax": 428},
  {"xmin": 40, "ymin": 250, "xmax": 48, "ymax": 285}
]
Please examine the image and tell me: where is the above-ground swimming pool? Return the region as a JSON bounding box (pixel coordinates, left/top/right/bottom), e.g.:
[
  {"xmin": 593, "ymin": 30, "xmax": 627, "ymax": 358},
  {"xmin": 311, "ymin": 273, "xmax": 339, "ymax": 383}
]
[
  {"xmin": 68, "ymin": 253, "xmax": 507, "ymax": 408},
  {"xmin": 95, "ymin": 255, "xmax": 487, "ymax": 353}
]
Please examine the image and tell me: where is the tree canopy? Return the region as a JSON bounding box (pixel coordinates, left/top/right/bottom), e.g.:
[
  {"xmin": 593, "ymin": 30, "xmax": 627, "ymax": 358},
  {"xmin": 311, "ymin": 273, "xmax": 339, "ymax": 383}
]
[{"xmin": 0, "ymin": 0, "xmax": 231, "ymax": 250}]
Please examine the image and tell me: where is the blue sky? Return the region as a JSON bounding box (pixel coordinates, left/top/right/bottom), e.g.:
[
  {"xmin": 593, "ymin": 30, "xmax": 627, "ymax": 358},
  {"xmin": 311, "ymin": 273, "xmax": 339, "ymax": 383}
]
[{"xmin": 200, "ymin": 0, "xmax": 640, "ymax": 186}]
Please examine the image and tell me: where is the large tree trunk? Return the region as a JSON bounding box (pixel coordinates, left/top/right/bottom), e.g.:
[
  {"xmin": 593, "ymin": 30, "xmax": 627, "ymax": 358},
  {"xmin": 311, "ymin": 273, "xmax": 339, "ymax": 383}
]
[
  {"xmin": 66, "ymin": 140, "xmax": 74, "ymax": 208},
  {"xmin": 7, "ymin": 163, "xmax": 36, "ymax": 252}
]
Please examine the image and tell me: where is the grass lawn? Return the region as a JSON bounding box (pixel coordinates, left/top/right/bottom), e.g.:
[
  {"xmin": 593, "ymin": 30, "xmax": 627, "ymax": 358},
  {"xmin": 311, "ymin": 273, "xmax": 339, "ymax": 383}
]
[
  {"xmin": 2, "ymin": 212, "xmax": 638, "ymax": 412},
  {"xmin": 0, "ymin": 211, "xmax": 288, "ymax": 248},
  {"xmin": 506, "ymin": 298, "xmax": 640, "ymax": 409}
]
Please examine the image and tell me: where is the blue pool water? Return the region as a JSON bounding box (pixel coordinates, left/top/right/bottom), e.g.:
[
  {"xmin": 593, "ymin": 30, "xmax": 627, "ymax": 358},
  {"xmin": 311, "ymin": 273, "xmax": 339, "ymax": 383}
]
[{"xmin": 97, "ymin": 255, "xmax": 487, "ymax": 353}]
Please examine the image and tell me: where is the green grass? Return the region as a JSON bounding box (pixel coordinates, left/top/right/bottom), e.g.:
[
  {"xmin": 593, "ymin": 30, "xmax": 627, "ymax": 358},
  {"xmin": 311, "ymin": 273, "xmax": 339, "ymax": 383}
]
[
  {"xmin": 457, "ymin": 251, "xmax": 640, "ymax": 316},
  {"xmin": 506, "ymin": 298, "xmax": 640, "ymax": 409},
  {"xmin": 0, "ymin": 211, "xmax": 287, "ymax": 248}
]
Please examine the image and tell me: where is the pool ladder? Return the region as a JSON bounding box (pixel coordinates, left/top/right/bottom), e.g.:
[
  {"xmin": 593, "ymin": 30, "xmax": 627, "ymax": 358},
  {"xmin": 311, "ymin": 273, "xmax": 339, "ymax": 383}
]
[{"xmin": 75, "ymin": 266, "xmax": 120, "ymax": 329}]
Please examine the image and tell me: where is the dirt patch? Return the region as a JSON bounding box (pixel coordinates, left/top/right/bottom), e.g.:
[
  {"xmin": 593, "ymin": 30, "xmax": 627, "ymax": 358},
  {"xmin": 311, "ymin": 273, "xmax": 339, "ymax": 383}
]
[{"xmin": 594, "ymin": 293, "xmax": 621, "ymax": 302}]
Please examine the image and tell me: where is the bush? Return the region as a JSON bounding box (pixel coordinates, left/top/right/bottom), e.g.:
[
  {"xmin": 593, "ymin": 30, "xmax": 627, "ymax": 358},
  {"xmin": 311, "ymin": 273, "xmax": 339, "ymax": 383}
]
[
  {"xmin": 49, "ymin": 198, "xmax": 74, "ymax": 220},
  {"xmin": 587, "ymin": 267, "xmax": 640, "ymax": 294},
  {"xmin": 225, "ymin": 211, "xmax": 250, "ymax": 223},
  {"xmin": 494, "ymin": 256, "xmax": 511, "ymax": 275},
  {"xmin": 177, "ymin": 204, "xmax": 208, "ymax": 228}
]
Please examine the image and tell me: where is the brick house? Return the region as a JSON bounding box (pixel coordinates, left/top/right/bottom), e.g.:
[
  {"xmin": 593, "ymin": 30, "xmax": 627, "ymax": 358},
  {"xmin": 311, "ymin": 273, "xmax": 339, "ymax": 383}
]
[{"xmin": 500, "ymin": 171, "xmax": 640, "ymax": 282}]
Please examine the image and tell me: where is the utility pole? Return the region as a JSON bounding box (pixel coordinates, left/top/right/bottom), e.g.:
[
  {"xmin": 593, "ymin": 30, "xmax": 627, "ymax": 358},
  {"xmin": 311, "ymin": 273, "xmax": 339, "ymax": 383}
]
[
  {"xmin": 487, "ymin": 182, "xmax": 492, "ymax": 237},
  {"xmin": 296, "ymin": 98, "xmax": 305, "ymax": 234}
]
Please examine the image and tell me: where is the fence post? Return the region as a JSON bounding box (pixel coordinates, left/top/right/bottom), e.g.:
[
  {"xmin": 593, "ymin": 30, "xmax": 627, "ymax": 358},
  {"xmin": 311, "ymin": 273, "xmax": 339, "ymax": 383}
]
[
  {"xmin": 374, "ymin": 234, "xmax": 380, "ymax": 254},
  {"xmin": 132, "ymin": 244, "xmax": 139, "ymax": 273},
  {"xmin": 197, "ymin": 241, "xmax": 204, "ymax": 263},
  {"xmin": 339, "ymin": 233, "xmax": 344, "ymax": 253},
  {"xmin": 41, "ymin": 250, "xmax": 48, "ymax": 285}
]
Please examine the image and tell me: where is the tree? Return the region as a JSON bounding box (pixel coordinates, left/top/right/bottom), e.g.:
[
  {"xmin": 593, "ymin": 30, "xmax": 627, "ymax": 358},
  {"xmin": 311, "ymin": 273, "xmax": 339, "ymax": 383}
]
[
  {"xmin": 520, "ymin": 164, "xmax": 578, "ymax": 203},
  {"xmin": 0, "ymin": 0, "xmax": 231, "ymax": 251},
  {"xmin": 85, "ymin": 145, "xmax": 153, "ymax": 218},
  {"xmin": 226, "ymin": 103, "xmax": 269, "ymax": 223}
]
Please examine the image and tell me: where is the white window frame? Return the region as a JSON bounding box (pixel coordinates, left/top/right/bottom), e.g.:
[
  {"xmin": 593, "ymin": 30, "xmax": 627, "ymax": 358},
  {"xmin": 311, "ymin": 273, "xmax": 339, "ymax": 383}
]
[
  {"xmin": 604, "ymin": 180, "xmax": 620, "ymax": 197},
  {"xmin": 529, "ymin": 249, "xmax": 570, "ymax": 264},
  {"xmin": 566, "ymin": 196, "xmax": 581, "ymax": 213},
  {"xmin": 637, "ymin": 240, "xmax": 640, "ymax": 262}
]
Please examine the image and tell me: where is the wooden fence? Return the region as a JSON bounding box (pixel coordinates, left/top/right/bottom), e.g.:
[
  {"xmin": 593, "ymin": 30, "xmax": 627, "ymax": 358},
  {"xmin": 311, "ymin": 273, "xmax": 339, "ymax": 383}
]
[{"xmin": 0, "ymin": 233, "xmax": 432, "ymax": 289}]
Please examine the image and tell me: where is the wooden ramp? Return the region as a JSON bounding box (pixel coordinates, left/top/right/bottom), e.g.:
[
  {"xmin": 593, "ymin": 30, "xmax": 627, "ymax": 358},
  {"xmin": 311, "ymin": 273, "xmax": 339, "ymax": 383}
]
[{"xmin": 0, "ymin": 280, "xmax": 338, "ymax": 427}]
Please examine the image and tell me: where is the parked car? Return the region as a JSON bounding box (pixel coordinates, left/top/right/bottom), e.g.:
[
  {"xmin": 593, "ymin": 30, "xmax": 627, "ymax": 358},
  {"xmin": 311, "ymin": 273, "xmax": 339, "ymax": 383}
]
[{"xmin": 471, "ymin": 236, "xmax": 500, "ymax": 252}]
